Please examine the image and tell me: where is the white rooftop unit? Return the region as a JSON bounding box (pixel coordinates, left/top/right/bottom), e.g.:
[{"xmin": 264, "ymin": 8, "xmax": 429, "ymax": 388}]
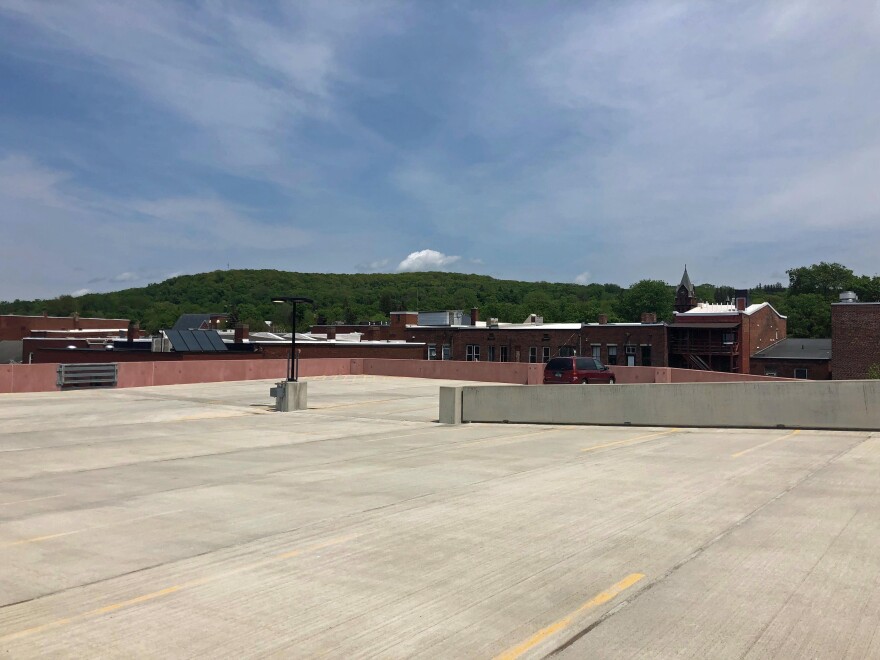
[{"xmin": 418, "ymin": 310, "xmax": 470, "ymax": 326}]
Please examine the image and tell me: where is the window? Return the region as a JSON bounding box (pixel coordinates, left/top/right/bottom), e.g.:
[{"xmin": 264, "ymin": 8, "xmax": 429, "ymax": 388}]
[
  {"xmin": 722, "ymin": 331, "xmax": 735, "ymax": 345},
  {"xmin": 529, "ymin": 347, "xmax": 538, "ymax": 363},
  {"xmin": 641, "ymin": 345, "xmax": 652, "ymax": 367},
  {"xmin": 427, "ymin": 344, "xmax": 437, "ymax": 360},
  {"xmin": 576, "ymin": 357, "xmax": 597, "ymax": 370},
  {"xmin": 625, "ymin": 345, "xmax": 636, "ymax": 355},
  {"xmin": 466, "ymin": 344, "xmax": 480, "ymax": 361},
  {"xmin": 607, "ymin": 345, "xmax": 618, "ymax": 365},
  {"xmin": 500, "ymin": 345, "xmax": 509, "ymax": 362},
  {"xmin": 487, "ymin": 345, "xmax": 496, "ymax": 362},
  {"xmin": 542, "ymin": 346, "xmax": 551, "ymax": 363},
  {"xmin": 547, "ymin": 358, "xmax": 573, "ymax": 371},
  {"xmin": 442, "ymin": 344, "xmax": 451, "ymax": 360},
  {"xmin": 591, "ymin": 344, "xmax": 601, "ymax": 360},
  {"xmin": 794, "ymin": 368, "xmax": 809, "ymax": 379},
  {"xmin": 764, "ymin": 368, "xmax": 778, "ymax": 377}
]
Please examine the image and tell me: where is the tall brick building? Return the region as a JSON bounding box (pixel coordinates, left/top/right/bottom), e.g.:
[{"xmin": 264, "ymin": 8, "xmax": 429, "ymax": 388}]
[{"xmin": 831, "ymin": 298, "xmax": 880, "ymax": 379}]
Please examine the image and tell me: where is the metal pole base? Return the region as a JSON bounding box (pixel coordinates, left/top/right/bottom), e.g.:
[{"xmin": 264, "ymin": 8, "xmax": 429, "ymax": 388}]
[{"xmin": 270, "ymin": 380, "xmax": 308, "ymax": 412}]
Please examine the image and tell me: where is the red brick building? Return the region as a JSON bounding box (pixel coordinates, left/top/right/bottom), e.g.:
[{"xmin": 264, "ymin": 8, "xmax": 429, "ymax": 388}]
[
  {"xmin": 0, "ymin": 313, "xmax": 132, "ymax": 341},
  {"xmin": 831, "ymin": 300, "xmax": 880, "ymax": 379},
  {"xmin": 750, "ymin": 338, "xmax": 832, "ymax": 380},
  {"xmin": 668, "ymin": 299, "xmax": 786, "ymax": 373},
  {"xmin": 329, "ymin": 309, "xmax": 668, "ymax": 367}
]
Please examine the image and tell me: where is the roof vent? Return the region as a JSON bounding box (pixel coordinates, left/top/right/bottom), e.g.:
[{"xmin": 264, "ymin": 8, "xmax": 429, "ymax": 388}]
[{"xmin": 839, "ymin": 291, "xmax": 858, "ymax": 303}]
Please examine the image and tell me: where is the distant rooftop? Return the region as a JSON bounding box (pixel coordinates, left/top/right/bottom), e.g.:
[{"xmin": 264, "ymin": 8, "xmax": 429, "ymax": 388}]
[{"xmin": 752, "ymin": 338, "xmax": 831, "ymax": 361}]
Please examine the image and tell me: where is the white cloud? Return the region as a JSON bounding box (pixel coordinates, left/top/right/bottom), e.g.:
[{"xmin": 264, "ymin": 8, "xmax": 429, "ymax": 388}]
[
  {"xmin": 71, "ymin": 288, "xmax": 90, "ymax": 297},
  {"xmin": 574, "ymin": 271, "xmax": 591, "ymax": 285},
  {"xmin": 396, "ymin": 249, "xmax": 462, "ymax": 273},
  {"xmin": 111, "ymin": 272, "xmax": 140, "ymax": 283}
]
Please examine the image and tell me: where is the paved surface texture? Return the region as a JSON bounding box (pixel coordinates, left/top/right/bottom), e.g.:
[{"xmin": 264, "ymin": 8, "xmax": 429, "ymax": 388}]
[{"xmin": 1, "ymin": 376, "xmax": 878, "ymax": 658}]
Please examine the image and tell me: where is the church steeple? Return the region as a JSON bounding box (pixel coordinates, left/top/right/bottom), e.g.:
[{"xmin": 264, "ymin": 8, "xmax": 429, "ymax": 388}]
[{"xmin": 675, "ymin": 265, "xmax": 698, "ymax": 313}]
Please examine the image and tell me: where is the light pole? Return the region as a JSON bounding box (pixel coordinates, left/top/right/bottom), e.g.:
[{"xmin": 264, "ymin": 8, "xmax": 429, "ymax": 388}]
[{"xmin": 272, "ymin": 296, "xmax": 314, "ymax": 381}]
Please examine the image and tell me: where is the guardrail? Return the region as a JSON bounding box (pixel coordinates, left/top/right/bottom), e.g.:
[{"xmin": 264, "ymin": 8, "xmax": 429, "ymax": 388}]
[{"xmin": 56, "ymin": 363, "xmax": 118, "ymax": 389}]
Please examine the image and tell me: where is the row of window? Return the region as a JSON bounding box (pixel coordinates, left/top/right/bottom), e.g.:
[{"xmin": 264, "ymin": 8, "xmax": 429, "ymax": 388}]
[
  {"xmin": 429, "ymin": 343, "xmax": 652, "ymax": 365},
  {"xmin": 765, "ymin": 367, "xmax": 809, "ymax": 379}
]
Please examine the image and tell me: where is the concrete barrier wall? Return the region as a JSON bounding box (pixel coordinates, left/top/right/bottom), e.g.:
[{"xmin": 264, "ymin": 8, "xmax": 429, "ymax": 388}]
[
  {"xmin": 0, "ymin": 357, "xmax": 793, "ymax": 394},
  {"xmin": 444, "ymin": 380, "xmax": 880, "ymax": 430},
  {"xmin": 359, "ymin": 358, "xmax": 544, "ymax": 384}
]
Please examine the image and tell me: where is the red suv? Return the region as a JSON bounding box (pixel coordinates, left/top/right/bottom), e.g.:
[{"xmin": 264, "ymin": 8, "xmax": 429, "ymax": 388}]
[{"xmin": 543, "ymin": 357, "xmax": 616, "ymax": 384}]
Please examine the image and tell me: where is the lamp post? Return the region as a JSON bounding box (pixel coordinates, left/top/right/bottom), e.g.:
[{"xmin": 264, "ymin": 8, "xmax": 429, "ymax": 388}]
[{"xmin": 271, "ymin": 296, "xmax": 314, "ymax": 381}]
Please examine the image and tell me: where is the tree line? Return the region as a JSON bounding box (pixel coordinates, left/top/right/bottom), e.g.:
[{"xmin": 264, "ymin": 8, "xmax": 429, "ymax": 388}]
[{"xmin": 1, "ymin": 263, "xmax": 875, "ymax": 338}]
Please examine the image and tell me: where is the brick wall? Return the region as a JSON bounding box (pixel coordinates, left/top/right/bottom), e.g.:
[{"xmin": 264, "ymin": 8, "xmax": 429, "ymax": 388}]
[
  {"xmin": 832, "ymin": 303, "xmax": 880, "ymax": 379},
  {"xmin": 400, "ymin": 324, "xmax": 666, "ymax": 366},
  {"xmin": 749, "ymin": 358, "xmax": 831, "ymax": 380},
  {"xmin": 742, "ymin": 305, "xmax": 786, "ymax": 374},
  {"xmin": 0, "ymin": 314, "xmax": 131, "ymax": 341}
]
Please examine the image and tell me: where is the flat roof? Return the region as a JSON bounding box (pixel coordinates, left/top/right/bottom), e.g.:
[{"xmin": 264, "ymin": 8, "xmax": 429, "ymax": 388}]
[
  {"xmin": 752, "ymin": 337, "xmax": 832, "ymax": 360},
  {"xmin": 1, "ymin": 378, "xmax": 876, "ymax": 656}
]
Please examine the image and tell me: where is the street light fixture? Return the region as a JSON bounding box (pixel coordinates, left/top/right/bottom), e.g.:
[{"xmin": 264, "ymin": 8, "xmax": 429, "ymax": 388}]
[{"xmin": 271, "ymin": 296, "xmax": 314, "ymax": 381}]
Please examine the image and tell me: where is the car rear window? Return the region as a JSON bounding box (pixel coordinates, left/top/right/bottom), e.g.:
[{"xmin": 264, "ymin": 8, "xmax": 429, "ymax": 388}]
[{"xmin": 546, "ymin": 358, "xmax": 573, "ymax": 371}]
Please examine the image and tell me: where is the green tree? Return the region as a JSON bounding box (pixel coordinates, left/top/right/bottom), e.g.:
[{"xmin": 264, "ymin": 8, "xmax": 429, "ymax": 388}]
[
  {"xmin": 780, "ymin": 294, "xmax": 830, "ymax": 338},
  {"xmin": 614, "ymin": 280, "xmax": 674, "ymax": 322},
  {"xmin": 787, "ymin": 262, "xmax": 854, "ymax": 298}
]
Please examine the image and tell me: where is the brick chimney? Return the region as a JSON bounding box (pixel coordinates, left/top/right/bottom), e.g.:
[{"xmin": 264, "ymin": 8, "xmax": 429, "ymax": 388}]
[
  {"xmin": 598, "ymin": 314, "xmax": 608, "ymax": 325},
  {"xmin": 327, "ymin": 326, "xmax": 337, "ymax": 340},
  {"xmin": 234, "ymin": 323, "xmax": 249, "ymax": 343},
  {"xmin": 640, "ymin": 312, "xmax": 657, "ymax": 324},
  {"xmin": 127, "ymin": 321, "xmax": 140, "ymax": 342},
  {"xmin": 470, "ymin": 307, "xmax": 479, "ymax": 325},
  {"xmin": 734, "ymin": 289, "xmax": 750, "ymax": 311}
]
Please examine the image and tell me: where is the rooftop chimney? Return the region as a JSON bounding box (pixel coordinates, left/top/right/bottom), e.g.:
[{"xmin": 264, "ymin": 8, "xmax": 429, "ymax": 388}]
[
  {"xmin": 234, "ymin": 323, "xmax": 249, "ymax": 343},
  {"xmin": 470, "ymin": 307, "xmax": 479, "ymax": 325},
  {"xmin": 640, "ymin": 312, "xmax": 657, "ymax": 324},
  {"xmin": 734, "ymin": 289, "xmax": 750, "ymax": 311},
  {"xmin": 598, "ymin": 314, "xmax": 608, "ymax": 325},
  {"xmin": 327, "ymin": 326, "xmax": 337, "ymax": 340},
  {"xmin": 127, "ymin": 321, "xmax": 140, "ymax": 342}
]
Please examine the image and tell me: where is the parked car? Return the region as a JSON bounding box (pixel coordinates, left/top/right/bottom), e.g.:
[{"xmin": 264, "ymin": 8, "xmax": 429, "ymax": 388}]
[{"xmin": 543, "ymin": 356, "xmax": 616, "ymax": 384}]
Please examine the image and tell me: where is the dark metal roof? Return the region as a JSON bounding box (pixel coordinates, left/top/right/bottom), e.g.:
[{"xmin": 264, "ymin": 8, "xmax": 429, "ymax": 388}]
[
  {"xmin": 171, "ymin": 313, "xmax": 226, "ymax": 331},
  {"xmin": 751, "ymin": 338, "xmax": 831, "ymax": 360},
  {"xmin": 165, "ymin": 330, "xmax": 228, "ymax": 353},
  {"xmin": 678, "ymin": 266, "xmax": 694, "ymax": 295},
  {"xmin": 668, "ymin": 322, "xmax": 739, "ymax": 329}
]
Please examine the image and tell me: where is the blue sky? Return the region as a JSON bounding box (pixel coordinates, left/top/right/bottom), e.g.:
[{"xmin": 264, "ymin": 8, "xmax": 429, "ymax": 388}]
[{"xmin": 1, "ymin": 1, "xmax": 878, "ymax": 300}]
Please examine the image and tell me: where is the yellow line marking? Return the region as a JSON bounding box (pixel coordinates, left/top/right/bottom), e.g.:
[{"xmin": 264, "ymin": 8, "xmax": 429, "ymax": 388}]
[
  {"xmin": 0, "ymin": 534, "xmax": 357, "ymax": 643},
  {"xmin": 0, "ymin": 510, "xmax": 184, "ymax": 548},
  {"xmin": 732, "ymin": 429, "xmax": 800, "ymax": 458},
  {"xmin": 0, "ymin": 494, "xmax": 63, "ymax": 507},
  {"xmin": 581, "ymin": 429, "xmax": 680, "ymax": 453},
  {"xmin": 495, "ymin": 573, "xmax": 645, "ymax": 660}
]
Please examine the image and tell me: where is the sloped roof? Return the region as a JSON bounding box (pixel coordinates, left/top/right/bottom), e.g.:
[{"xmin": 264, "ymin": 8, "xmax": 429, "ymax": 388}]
[
  {"xmin": 752, "ymin": 338, "xmax": 831, "ymax": 360},
  {"xmin": 171, "ymin": 313, "xmax": 226, "ymax": 331},
  {"xmin": 678, "ymin": 266, "xmax": 694, "ymax": 295}
]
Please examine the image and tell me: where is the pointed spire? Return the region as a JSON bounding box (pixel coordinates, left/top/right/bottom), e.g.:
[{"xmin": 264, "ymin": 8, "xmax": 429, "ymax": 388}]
[{"xmin": 679, "ymin": 265, "xmax": 694, "ymax": 295}]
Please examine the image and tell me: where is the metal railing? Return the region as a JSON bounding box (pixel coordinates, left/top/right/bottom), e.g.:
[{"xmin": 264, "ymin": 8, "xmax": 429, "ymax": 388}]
[
  {"xmin": 57, "ymin": 363, "xmax": 118, "ymax": 389},
  {"xmin": 670, "ymin": 340, "xmax": 739, "ymax": 355}
]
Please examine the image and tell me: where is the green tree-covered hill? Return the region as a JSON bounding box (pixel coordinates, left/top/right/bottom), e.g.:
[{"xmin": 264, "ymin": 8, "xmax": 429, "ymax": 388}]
[{"xmin": 2, "ymin": 263, "xmax": 876, "ymax": 336}]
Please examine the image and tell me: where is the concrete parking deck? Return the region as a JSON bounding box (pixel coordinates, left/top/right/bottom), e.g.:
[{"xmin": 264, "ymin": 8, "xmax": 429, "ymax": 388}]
[{"xmin": 1, "ymin": 377, "xmax": 878, "ymax": 658}]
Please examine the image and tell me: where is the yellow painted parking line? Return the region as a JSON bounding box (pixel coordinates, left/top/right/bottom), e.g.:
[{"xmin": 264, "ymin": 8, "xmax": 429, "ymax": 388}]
[
  {"xmin": 581, "ymin": 429, "xmax": 680, "ymax": 453},
  {"xmin": 495, "ymin": 573, "xmax": 645, "ymax": 660},
  {"xmin": 0, "ymin": 533, "xmax": 357, "ymax": 643},
  {"xmin": 732, "ymin": 429, "xmax": 800, "ymax": 458},
  {"xmin": 0, "ymin": 494, "xmax": 63, "ymax": 507},
  {"xmin": 0, "ymin": 510, "xmax": 184, "ymax": 548}
]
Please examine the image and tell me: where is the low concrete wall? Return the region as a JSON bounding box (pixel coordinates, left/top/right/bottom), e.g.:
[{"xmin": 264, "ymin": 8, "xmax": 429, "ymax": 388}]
[
  {"xmin": 442, "ymin": 380, "xmax": 880, "ymax": 430},
  {"xmin": 359, "ymin": 358, "xmax": 543, "ymax": 384},
  {"xmin": 0, "ymin": 357, "xmax": 794, "ymax": 394}
]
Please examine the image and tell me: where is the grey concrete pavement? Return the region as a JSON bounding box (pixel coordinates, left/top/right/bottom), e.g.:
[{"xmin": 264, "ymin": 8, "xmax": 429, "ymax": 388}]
[{"xmin": 0, "ymin": 377, "xmax": 878, "ymax": 658}]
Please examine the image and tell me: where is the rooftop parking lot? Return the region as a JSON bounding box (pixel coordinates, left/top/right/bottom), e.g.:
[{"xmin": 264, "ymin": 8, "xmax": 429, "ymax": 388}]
[{"xmin": 1, "ymin": 376, "xmax": 878, "ymax": 658}]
